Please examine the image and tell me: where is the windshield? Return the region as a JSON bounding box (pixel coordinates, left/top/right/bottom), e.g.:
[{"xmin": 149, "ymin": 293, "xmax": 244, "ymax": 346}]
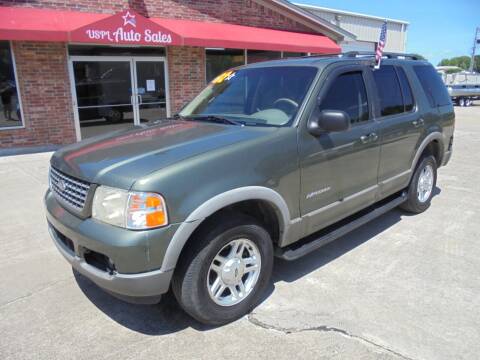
[{"xmin": 179, "ymin": 66, "xmax": 318, "ymax": 127}]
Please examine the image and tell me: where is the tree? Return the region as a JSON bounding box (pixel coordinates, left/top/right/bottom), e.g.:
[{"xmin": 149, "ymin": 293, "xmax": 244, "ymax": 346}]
[{"xmin": 438, "ymin": 55, "xmax": 480, "ymax": 71}]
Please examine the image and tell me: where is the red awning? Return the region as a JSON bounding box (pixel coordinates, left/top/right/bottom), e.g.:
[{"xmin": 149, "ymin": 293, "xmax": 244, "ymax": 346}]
[
  {"xmin": 0, "ymin": 7, "xmax": 340, "ymax": 53},
  {"xmin": 154, "ymin": 18, "xmax": 340, "ymax": 53},
  {"xmin": 0, "ymin": 7, "xmax": 106, "ymax": 42}
]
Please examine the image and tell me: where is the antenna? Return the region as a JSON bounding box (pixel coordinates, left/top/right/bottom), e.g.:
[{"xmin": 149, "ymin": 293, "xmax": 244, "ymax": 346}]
[{"xmin": 469, "ymin": 27, "xmax": 480, "ymax": 73}]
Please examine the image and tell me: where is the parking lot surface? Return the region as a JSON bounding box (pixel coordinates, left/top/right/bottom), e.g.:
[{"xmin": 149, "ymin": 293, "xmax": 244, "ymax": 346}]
[{"xmin": 1, "ymin": 104, "xmax": 479, "ymax": 360}]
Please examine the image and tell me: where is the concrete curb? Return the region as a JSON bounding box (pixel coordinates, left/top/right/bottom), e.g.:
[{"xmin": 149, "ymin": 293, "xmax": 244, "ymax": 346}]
[{"xmin": 0, "ymin": 145, "xmax": 60, "ymax": 157}]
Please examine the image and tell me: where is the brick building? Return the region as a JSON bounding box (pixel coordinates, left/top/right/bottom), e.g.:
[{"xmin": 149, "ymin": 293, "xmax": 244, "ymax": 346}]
[{"xmin": 0, "ymin": 0, "xmax": 351, "ymax": 150}]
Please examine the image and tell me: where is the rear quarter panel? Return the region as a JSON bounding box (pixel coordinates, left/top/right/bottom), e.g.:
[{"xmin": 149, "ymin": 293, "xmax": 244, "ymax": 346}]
[{"xmin": 405, "ymin": 62, "xmax": 455, "ymax": 168}]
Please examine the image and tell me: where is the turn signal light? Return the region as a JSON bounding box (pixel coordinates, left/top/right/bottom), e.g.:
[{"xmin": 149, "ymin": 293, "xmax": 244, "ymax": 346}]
[
  {"xmin": 92, "ymin": 186, "xmax": 169, "ymax": 230},
  {"xmin": 126, "ymin": 192, "xmax": 168, "ymax": 229}
]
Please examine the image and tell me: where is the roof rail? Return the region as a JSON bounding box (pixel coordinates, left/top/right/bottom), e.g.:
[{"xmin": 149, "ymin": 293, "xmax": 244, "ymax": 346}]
[
  {"xmin": 300, "ymin": 51, "xmax": 422, "ymax": 61},
  {"xmin": 300, "ymin": 52, "xmax": 343, "ymax": 58},
  {"xmin": 342, "ymin": 51, "xmax": 421, "ymax": 60}
]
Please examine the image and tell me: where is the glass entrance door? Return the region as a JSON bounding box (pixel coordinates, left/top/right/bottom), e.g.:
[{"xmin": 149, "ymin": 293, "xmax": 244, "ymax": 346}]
[
  {"xmin": 70, "ymin": 56, "xmax": 169, "ymax": 140},
  {"xmin": 71, "ymin": 59, "xmax": 135, "ymax": 139},
  {"xmin": 134, "ymin": 60, "xmax": 168, "ymax": 123}
]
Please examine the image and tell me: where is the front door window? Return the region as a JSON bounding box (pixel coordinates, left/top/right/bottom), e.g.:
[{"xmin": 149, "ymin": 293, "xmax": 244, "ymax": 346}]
[{"xmin": 318, "ymin": 71, "xmax": 370, "ymax": 124}]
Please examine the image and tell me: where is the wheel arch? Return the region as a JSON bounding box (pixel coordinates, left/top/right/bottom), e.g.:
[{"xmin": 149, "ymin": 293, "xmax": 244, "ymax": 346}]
[
  {"xmin": 410, "ymin": 132, "xmax": 445, "ymax": 174},
  {"xmin": 160, "ymin": 186, "xmax": 291, "ymax": 272}
]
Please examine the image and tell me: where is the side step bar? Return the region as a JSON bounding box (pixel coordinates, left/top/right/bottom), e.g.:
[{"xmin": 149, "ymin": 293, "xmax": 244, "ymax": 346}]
[{"xmin": 276, "ymin": 192, "xmax": 408, "ymax": 261}]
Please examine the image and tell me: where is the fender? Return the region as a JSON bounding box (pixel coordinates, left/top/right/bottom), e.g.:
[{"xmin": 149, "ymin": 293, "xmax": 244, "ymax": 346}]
[
  {"xmin": 160, "ymin": 186, "xmax": 292, "ymax": 271},
  {"xmin": 409, "ymin": 131, "xmax": 444, "ymax": 176}
]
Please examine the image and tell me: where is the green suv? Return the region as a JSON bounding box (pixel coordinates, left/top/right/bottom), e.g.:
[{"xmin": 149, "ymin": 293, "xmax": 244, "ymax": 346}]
[{"xmin": 45, "ymin": 53, "xmax": 454, "ymax": 325}]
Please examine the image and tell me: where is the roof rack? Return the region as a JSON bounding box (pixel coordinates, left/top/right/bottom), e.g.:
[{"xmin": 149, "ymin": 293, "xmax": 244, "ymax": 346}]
[
  {"xmin": 300, "ymin": 52, "xmax": 342, "ymax": 58},
  {"xmin": 301, "ymin": 51, "xmax": 422, "ymax": 61},
  {"xmin": 342, "ymin": 51, "xmax": 421, "ymax": 60}
]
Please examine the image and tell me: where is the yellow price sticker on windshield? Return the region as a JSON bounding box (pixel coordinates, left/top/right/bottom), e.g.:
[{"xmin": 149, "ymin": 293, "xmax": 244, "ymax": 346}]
[{"xmin": 212, "ymin": 70, "xmax": 235, "ymax": 84}]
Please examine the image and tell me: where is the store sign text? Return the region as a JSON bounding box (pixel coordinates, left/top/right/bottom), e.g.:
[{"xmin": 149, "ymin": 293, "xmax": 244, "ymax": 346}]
[
  {"xmin": 84, "ymin": 28, "xmax": 173, "ymax": 44},
  {"xmin": 79, "ymin": 11, "xmax": 174, "ymax": 45}
]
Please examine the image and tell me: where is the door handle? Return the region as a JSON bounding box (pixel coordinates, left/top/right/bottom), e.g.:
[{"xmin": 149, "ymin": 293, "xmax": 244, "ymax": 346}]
[
  {"xmin": 360, "ymin": 132, "xmax": 378, "ymax": 144},
  {"xmin": 412, "ymin": 118, "xmax": 424, "ymax": 127},
  {"xmin": 360, "ymin": 135, "xmax": 370, "ymax": 144}
]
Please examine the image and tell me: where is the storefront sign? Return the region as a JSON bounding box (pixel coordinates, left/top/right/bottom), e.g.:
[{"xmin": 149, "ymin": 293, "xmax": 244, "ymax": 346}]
[{"xmin": 70, "ymin": 10, "xmax": 181, "ymax": 45}]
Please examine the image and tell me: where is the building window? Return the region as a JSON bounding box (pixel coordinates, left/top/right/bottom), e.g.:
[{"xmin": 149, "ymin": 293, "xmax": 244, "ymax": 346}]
[
  {"xmin": 283, "ymin": 52, "xmax": 307, "ymax": 58},
  {"xmin": 205, "ymin": 49, "xmax": 306, "ymax": 83},
  {"xmin": 0, "ymin": 41, "xmax": 23, "ymax": 129},
  {"xmin": 206, "ymin": 49, "xmax": 245, "ymax": 83},
  {"xmin": 246, "ymin": 50, "xmax": 282, "ymax": 64}
]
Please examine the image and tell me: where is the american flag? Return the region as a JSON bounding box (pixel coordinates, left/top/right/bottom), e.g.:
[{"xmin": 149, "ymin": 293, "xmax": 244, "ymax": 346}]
[{"xmin": 375, "ymin": 21, "xmax": 387, "ymax": 68}]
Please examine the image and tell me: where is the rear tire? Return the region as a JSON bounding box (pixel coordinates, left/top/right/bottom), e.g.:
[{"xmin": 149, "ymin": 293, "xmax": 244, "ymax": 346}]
[
  {"xmin": 400, "ymin": 155, "xmax": 437, "ymax": 214},
  {"xmin": 172, "ymin": 213, "xmax": 273, "ymax": 325},
  {"xmin": 458, "ymin": 97, "xmax": 466, "ymax": 107}
]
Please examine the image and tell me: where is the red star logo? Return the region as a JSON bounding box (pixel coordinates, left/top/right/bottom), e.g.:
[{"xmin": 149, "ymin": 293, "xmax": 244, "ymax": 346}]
[{"xmin": 122, "ymin": 11, "xmax": 136, "ymax": 27}]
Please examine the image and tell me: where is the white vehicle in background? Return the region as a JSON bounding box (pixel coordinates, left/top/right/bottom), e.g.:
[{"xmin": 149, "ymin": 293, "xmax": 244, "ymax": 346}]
[{"xmin": 437, "ymin": 66, "xmax": 480, "ymax": 106}]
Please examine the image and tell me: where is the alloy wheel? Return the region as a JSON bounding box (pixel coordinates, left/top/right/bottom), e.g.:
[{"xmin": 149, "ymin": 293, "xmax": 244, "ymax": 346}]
[
  {"xmin": 417, "ymin": 164, "xmax": 434, "ymax": 203},
  {"xmin": 207, "ymin": 238, "xmax": 261, "ymax": 306}
]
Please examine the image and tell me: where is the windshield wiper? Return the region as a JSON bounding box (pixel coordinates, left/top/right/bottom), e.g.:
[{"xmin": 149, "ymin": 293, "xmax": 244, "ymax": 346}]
[
  {"xmin": 148, "ymin": 113, "xmax": 182, "ymax": 125},
  {"xmin": 186, "ymin": 115, "xmax": 243, "ymax": 126}
]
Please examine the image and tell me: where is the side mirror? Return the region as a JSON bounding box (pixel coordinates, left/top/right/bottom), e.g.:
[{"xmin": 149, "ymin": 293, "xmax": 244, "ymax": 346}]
[{"xmin": 307, "ymin": 110, "xmax": 351, "ymax": 136}]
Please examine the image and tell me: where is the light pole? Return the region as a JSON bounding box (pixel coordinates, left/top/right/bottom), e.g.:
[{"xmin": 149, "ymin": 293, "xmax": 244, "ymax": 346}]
[{"xmin": 469, "ymin": 27, "xmax": 480, "ymax": 73}]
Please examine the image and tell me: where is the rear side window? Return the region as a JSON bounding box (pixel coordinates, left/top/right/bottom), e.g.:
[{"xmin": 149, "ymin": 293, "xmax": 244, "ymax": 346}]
[
  {"xmin": 372, "ymin": 65, "xmax": 404, "ymax": 116},
  {"xmin": 413, "ymin": 65, "xmax": 451, "ymax": 107},
  {"xmin": 396, "ymin": 67, "xmax": 414, "ymax": 112},
  {"xmin": 319, "ymin": 71, "xmax": 369, "ymax": 124}
]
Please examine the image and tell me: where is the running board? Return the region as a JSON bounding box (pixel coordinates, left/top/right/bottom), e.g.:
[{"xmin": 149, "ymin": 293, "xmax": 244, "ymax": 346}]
[{"xmin": 276, "ymin": 192, "xmax": 408, "ymax": 261}]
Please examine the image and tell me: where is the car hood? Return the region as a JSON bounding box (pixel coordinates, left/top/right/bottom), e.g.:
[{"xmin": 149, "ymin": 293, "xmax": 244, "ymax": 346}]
[{"xmin": 51, "ymin": 120, "xmax": 272, "ymax": 189}]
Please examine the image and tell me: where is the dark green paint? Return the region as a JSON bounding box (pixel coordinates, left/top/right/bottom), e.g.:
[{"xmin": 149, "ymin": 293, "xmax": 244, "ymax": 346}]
[{"xmin": 46, "ymin": 56, "xmax": 454, "ymax": 297}]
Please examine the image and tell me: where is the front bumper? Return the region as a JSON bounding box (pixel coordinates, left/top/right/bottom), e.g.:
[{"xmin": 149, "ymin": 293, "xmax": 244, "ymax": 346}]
[
  {"xmin": 442, "ymin": 150, "xmax": 452, "ymax": 166},
  {"xmin": 45, "ymin": 190, "xmax": 179, "ymax": 302}
]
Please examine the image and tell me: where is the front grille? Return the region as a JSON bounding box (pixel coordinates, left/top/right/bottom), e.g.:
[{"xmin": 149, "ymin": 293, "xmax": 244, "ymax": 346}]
[{"xmin": 49, "ymin": 167, "xmax": 91, "ymax": 211}]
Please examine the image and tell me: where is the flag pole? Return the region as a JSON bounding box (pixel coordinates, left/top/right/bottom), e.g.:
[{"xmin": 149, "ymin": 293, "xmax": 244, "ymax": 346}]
[{"xmin": 374, "ymin": 20, "xmax": 388, "ymax": 69}]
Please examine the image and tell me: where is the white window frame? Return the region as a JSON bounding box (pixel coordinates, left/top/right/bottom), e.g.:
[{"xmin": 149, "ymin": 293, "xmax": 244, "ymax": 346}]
[
  {"xmin": 0, "ymin": 41, "xmax": 26, "ymax": 131},
  {"xmin": 68, "ymin": 55, "xmax": 170, "ymax": 141}
]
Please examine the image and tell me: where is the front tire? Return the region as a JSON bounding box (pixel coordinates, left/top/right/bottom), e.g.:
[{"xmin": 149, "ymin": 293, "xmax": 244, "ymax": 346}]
[
  {"xmin": 172, "ymin": 214, "xmax": 273, "ymax": 325},
  {"xmin": 400, "ymin": 155, "xmax": 437, "ymax": 213}
]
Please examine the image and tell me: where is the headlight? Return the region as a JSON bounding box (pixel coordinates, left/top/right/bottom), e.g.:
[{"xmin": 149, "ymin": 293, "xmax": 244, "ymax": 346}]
[{"xmin": 92, "ymin": 186, "xmax": 168, "ymax": 229}]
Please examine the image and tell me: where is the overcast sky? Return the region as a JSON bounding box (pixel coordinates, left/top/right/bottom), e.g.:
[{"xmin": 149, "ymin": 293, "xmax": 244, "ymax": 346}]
[{"xmin": 295, "ymin": 0, "xmax": 479, "ymax": 65}]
